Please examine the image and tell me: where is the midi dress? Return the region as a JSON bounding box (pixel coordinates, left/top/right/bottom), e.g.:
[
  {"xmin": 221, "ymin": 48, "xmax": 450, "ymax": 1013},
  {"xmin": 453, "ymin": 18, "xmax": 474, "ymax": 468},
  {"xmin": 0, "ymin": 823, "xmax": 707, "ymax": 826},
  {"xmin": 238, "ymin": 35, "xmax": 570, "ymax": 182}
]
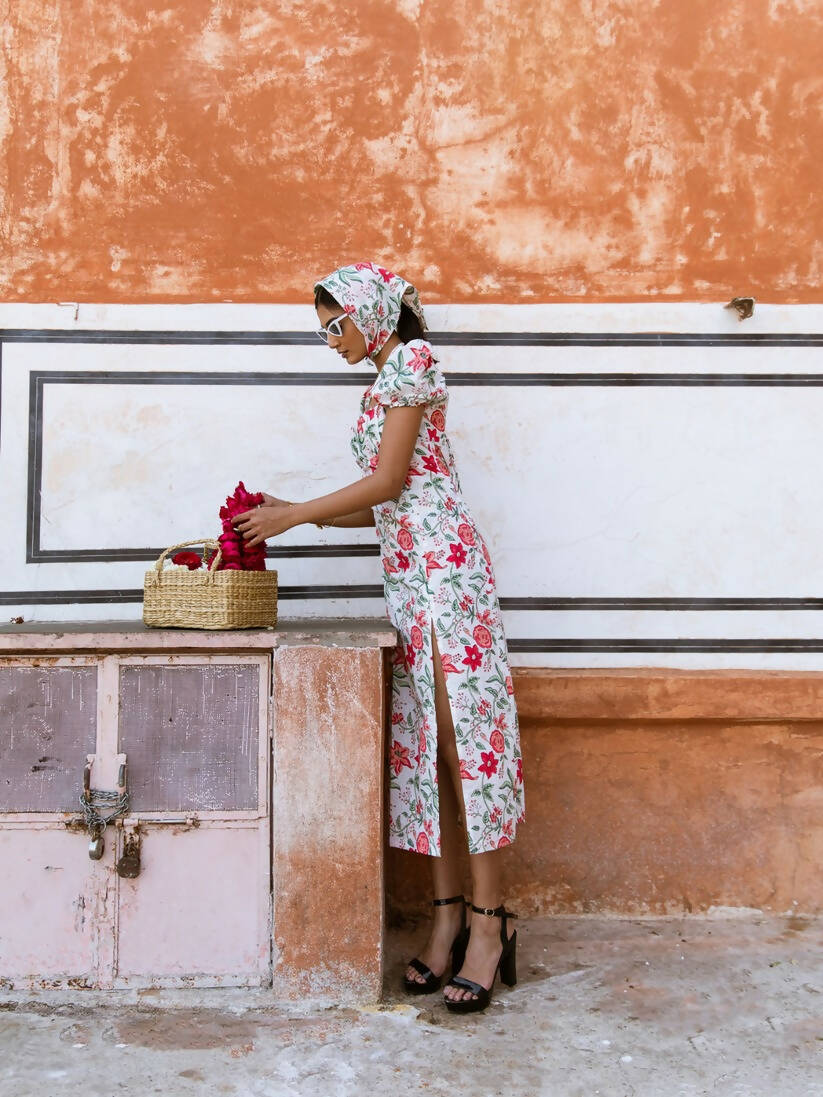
[{"xmin": 350, "ymin": 337, "xmax": 526, "ymax": 856}]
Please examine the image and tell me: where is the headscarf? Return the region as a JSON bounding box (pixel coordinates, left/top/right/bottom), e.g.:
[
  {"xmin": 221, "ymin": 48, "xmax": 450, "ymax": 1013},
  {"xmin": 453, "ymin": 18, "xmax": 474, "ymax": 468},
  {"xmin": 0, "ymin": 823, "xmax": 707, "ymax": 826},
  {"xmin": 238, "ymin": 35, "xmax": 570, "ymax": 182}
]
[{"xmin": 314, "ymin": 261, "xmax": 428, "ymax": 358}]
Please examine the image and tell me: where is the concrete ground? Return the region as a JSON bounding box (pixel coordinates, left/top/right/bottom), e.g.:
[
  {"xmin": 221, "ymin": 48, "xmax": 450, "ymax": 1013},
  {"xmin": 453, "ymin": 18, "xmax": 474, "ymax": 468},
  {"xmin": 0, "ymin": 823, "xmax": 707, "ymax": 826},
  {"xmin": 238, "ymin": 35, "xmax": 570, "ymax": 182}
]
[{"xmin": 1, "ymin": 912, "xmax": 822, "ymax": 1097}]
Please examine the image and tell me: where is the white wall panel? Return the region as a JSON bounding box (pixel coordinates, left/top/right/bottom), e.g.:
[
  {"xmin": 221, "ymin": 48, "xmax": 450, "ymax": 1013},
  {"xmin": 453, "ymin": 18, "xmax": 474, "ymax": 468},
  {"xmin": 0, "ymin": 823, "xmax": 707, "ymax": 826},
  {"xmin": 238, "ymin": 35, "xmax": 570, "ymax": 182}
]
[{"xmin": 2, "ymin": 302, "xmax": 823, "ymax": 669}]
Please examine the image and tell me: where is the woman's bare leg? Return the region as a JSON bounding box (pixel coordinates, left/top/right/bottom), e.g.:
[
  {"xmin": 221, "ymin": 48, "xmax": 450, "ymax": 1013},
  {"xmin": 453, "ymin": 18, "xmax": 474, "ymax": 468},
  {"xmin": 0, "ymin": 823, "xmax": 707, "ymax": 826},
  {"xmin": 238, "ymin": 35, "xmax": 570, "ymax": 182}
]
[
  {"xmin": 424, "ymin": 629, "xmax": 510, "ymax": 1005},
  {"xmin": 404, "ymin": 630, "xmax": 468, "ymax": 984},
  {"xmin": 443, "ymin": 849, "xmax": 509, "ymax": 1003}
]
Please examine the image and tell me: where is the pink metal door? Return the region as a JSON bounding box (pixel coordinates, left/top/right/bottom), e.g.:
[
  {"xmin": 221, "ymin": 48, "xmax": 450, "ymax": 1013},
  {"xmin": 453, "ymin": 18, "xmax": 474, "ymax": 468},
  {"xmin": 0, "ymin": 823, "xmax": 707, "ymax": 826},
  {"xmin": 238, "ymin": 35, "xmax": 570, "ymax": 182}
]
[{"xmin": 0, "ymin": 654, "xmax": 271, "ymax": 989}]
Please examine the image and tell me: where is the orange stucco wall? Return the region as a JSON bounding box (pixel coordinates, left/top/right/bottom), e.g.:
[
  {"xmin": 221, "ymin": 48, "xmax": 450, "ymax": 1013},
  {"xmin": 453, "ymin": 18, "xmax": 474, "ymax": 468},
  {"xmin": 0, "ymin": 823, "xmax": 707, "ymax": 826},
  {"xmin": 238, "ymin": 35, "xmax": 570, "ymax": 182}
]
[
  {"xmin": 2, "ymin": 0, "xmax": 821, "ymax": 303},
  {"xmin": 388, "ymin": 668, "xmax": 823, "ymax": 916}
]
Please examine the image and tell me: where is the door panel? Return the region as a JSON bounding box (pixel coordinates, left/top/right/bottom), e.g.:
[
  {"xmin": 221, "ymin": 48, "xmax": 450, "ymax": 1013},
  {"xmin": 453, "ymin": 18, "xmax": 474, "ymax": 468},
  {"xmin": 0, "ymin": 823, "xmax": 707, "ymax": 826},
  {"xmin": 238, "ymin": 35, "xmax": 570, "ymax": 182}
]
[
  {"xmin": 118, "ymin": 663, "xmax": 259, "ymax": 812},
  {"xmin": 0, "ymin": 666, "xmax": 97, "ymax": 812},
  {"xmin": 115, "ymin": 823, "xmax": 266, "ymax": 983},
  {"xmin": 0, "ymin": 828, "xmax": 106, "ymax": 981}
]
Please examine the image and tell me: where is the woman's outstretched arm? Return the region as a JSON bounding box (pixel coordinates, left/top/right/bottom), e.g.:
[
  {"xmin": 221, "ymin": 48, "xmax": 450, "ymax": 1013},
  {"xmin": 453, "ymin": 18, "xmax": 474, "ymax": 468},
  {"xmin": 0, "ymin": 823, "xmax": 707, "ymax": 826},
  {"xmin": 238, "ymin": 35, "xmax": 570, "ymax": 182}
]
[
  {"xmin": 260, "ymin": 493, "xmax": 375, "ymax": 528},
  {"xmin": 234, "ymin": 405, "xmax": 425, "ymax": 546}
]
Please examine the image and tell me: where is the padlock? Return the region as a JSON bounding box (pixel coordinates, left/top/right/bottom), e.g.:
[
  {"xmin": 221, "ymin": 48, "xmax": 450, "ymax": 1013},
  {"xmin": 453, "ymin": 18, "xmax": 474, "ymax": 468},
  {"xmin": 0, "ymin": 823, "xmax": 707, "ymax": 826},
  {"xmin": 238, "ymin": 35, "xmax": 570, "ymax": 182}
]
[
  {"xmin": 88, "ymin": 829, "xmax": 104, "ymax": 860},
  {"xmin": 116, "ymin": 832, "xmax": 141, "ymax": 878}
]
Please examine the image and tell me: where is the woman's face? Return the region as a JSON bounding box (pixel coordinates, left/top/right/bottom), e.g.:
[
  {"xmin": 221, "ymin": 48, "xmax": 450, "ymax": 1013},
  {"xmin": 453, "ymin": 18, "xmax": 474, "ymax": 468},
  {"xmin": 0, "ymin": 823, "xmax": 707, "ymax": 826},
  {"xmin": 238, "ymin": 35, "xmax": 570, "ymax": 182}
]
[{"xmin": 316, "ymin": 303, "xmax": 369, "ymax": 364}]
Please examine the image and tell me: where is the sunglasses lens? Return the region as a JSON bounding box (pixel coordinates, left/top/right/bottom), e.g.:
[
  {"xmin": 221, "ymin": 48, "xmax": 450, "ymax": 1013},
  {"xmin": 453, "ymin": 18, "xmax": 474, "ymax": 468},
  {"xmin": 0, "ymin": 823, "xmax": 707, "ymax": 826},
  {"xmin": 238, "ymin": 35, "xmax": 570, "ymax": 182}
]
[{"xmin": 316, "ymin": 315, "xmax": 346, "ymax": 342}]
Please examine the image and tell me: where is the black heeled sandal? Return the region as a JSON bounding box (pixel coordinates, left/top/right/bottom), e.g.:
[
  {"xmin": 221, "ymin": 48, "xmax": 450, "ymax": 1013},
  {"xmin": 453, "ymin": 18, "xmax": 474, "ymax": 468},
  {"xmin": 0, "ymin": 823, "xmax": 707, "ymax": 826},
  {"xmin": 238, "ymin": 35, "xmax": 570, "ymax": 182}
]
[
  {"xmin": 403, "ymin": 894, "xmax": 470, "ymax": 995},
  {"xmin": 443, "ymin": 903, "xmax": 518, "ymax": 1013}
]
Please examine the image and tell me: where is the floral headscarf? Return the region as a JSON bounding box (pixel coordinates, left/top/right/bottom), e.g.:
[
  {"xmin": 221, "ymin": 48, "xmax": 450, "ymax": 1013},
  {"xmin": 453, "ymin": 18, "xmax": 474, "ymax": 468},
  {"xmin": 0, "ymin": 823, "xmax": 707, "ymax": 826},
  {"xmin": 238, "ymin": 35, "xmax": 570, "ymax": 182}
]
[{"xmin": 314, "ymin": 261, "xmax": 428, "ymax": 358}]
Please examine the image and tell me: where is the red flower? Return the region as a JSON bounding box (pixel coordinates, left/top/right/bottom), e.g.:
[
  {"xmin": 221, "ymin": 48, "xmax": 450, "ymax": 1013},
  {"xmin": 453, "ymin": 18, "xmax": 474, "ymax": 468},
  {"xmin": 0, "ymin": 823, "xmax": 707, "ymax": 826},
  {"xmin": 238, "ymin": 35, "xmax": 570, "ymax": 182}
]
[
  {"xmin": 490, "ymin": 729, "xmax": 505, "ymax": 753},
  {"xmin": 397, "ymin": 528, "xmax": 414, "ymax": 551},
  {"xmin": 478, "ymin": 751, "xmax": 498, "ymax": 778},
  {"xmin": 418, "ymin": 728, "xmax": 427, "ymax": 757},
  {"xmin": 403, "ymin": 643, "xmax": 417, "ymax": 671},
  {"xmin": 497, "ymin": 835, "xmax": 511, "ymax": 848},
  {"xmin": 396, "ymin": 550, "xmax": 410, "ymax": 571},
  {"xmin": 506, "ymin": 675, "xmax": 514, "ymax": 696},
  {"xmin": 422, "ymin": 455, "xmax": 440, "ymax": 474},
  {"xmin": 473, "ymin": 624, "xmax": 492, "ymax": 649},
  {"xmin": 408, "ymin": 345, "xmax": 432, "ymax": 372},
  {"xmin": 444, "ymin": 496, "xmax": 455, "ymax": 510},
  {"xmin": 391, "ymin": 711, "xmax": 403, "ymax": 725},
  {"xmin": 427, "ymin": 427, "xmax": 439, "ymax": 441},
  {"xmin": 424, "ymin": 552, "xmax": 445, "ymax": 578},
  {"xmin": 516, "ymin": 758, "xmax": 523, "ymax": 784},
  {"xmin": 390, "ymin": 740, "xmax": 413, "ymax": 775},
  {"xmin": 462, "ymin": 644, "xmax": 483, "ymax": 671},
  {"xmin": 457, "ymin": 522, "xmax": 476, "ymax": 547},
  {"xmin": 171, "ymin": 551, "xmax": 202, "ymax": 570},
  {"xmin": 410, "ymin": 625, "xmax": 424, "ymax": 651},
  {"xmin": 459, "ymin": 759, "xmax": 477, "ymax": 781},
  {"xmin": 440, "ymin": 654, "xmax": 460, "ymax": 674},
  {"xmin": 416, "ymin": 831, "xmax": 429, "ymax": 854},
  {"xmin": 447, "ymin": 543, "xmax": 467, "ymax": 567},
  {"xmin": 430, "ymin": 409, "xmax": 446, "ymax": 431}
]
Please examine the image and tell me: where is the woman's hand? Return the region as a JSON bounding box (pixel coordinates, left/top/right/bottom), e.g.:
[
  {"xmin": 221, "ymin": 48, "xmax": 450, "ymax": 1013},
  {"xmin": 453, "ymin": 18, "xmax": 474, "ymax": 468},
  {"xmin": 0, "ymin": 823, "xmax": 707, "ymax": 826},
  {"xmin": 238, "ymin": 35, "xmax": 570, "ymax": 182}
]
[
  {"xmin": 232, "ymin": 503, "xmax": 296, "ymax": 547},
  {"xmin": 261, "ymin": 492, "xmax": 292, "ymax": 507}
]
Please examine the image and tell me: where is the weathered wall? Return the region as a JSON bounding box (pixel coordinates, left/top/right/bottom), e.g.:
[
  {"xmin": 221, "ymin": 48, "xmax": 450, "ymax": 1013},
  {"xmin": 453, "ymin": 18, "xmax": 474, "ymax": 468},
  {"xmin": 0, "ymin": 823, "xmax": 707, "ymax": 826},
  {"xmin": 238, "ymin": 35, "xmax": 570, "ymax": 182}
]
[
  {"xmin": 388, "ymin": 666, "xmax": 823, "ymax": 916},
  {"xmin": 2, "ymin": 0, "xmax": 822, "ymax": 303}
]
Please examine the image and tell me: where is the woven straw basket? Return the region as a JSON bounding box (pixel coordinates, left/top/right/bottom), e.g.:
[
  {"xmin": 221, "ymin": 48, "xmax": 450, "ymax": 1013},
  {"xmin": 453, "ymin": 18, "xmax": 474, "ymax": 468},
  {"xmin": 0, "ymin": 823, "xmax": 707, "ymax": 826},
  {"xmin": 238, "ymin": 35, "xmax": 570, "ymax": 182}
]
[{"xmin": 143, "ymin": 538, "xmax": 278, "ymax": 630}]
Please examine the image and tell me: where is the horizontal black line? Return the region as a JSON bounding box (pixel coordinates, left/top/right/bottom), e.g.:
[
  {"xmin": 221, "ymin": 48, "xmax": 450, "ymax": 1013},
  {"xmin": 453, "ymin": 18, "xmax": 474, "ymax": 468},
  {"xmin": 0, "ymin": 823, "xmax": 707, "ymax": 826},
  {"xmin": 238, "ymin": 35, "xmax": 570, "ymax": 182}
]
[
  {"xmin": 499, "ymin": 596, "xmax": 823, "ymax": 610},
  {"xmin": 30, "ymin": 369, "xmax": 823, "ymax": 388},
  {"xmin": 4, "ymin": 329, "xmax": 823, "ymax": 347},
  {"xmin": 0, "ymin": 586, "xmax": 386, "ymax": 605},
  {"xmin": 32, "ymin": 544, "xmax": 381, "ymax": 563},
  {"xmin": 508, "ymin": 639, "xmax": 823, "ymax": 652},
  {"xmin": 5, "ymin": 590, "xmax": 823, "ymax": 610}
]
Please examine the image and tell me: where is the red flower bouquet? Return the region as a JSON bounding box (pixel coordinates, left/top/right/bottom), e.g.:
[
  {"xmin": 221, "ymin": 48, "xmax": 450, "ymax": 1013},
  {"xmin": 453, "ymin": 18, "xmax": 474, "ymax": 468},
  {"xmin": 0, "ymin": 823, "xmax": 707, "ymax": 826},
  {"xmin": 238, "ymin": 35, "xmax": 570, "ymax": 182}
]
[
  {"xmin": 143, "ymin": 481, "xmax": 278, "ymax": 630},
  {"xmin": 206, "ymin": 481, "xmax": 268, "ymax": 572}
]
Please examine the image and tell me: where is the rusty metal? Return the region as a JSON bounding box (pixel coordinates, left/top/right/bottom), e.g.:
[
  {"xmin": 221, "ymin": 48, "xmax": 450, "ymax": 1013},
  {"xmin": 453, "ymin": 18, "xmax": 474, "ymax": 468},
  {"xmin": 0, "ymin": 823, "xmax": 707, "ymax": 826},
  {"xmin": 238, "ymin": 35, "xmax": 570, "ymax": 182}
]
[
  {"xmin": 116, "ymin": 830, "xmax": 141, "ymax": 878},
  {"xmin": 79, "ymin": 754, "xmax": 130, "ymax": 859},
  {"xmin": 725, "ymin": 296, "xmax": 756, "ymax": 320}
]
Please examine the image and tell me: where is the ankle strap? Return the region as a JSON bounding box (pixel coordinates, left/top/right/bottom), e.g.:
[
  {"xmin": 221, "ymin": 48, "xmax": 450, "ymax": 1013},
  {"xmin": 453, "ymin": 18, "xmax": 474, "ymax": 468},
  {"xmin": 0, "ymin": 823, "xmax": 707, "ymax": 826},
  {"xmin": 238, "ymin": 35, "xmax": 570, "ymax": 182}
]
[
  {"xmin": 469, "ymin": 903, "xmax": 518, "ymax": 919},
  {"xmin": 432, "ymin": 894, "xmax": 466, "ymax": 907}
]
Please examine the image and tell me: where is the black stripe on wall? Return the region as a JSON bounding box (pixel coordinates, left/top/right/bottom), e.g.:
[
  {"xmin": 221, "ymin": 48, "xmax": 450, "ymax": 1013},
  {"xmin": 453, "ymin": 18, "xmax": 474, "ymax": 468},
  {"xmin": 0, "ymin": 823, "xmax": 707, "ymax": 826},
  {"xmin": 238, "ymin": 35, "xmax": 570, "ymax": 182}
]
[
  {"xmin": 4, "ymin": 591, "xmax": 823, "ymax": 611},
  {"xmin": 3, "ymin": 328, "xmax": 823, "ymax": 347}
]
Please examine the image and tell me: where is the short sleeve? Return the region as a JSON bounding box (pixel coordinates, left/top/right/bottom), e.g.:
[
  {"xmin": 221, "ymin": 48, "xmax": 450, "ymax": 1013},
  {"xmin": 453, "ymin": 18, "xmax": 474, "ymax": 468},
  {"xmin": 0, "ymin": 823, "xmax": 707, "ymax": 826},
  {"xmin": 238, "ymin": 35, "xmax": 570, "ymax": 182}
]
[{"xmin": 370, "ymin": 340, "xmax": 446, "ymax": 409}]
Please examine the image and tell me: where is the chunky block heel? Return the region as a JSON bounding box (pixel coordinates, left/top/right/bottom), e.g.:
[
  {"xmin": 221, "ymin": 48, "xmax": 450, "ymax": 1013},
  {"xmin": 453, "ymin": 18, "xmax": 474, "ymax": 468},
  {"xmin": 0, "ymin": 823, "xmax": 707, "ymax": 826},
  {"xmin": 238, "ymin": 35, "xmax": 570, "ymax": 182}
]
[
  {"xmin": 403, "ymin": 894, "xmax": 469, "ymax": 995},
  {"xmin": 443, "ymin": 903, "xmax": 518, "ymax": 1013},
  {"xmin": 499, "ymin": 928, "xmax": 517, "ymax": 986}
]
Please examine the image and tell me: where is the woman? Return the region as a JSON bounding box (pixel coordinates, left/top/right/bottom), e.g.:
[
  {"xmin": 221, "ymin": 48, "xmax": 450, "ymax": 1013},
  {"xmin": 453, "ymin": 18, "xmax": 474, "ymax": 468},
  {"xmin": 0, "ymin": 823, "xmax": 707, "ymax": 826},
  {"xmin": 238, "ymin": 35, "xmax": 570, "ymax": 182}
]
[{"xmin": 233, "ymin": 262, "xmax": 525, "ymax": 1013}]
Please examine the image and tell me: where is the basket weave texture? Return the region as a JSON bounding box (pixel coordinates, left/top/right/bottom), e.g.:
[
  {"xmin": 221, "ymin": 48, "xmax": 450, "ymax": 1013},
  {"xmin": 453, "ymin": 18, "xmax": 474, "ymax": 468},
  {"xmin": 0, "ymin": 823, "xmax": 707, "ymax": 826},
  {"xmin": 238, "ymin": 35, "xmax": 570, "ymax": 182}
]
[{"xmin": 143, "ymin": 538, "xmax": 278, "ymax": 630}]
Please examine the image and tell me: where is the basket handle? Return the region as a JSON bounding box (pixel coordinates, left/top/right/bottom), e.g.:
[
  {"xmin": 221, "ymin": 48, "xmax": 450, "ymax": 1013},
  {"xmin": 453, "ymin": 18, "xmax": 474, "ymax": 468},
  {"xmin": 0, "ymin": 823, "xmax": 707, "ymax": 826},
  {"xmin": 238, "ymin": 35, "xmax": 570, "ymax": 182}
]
[{"xmin": 154, "ymin": 539, "xmax": 222, "ymax": 581}]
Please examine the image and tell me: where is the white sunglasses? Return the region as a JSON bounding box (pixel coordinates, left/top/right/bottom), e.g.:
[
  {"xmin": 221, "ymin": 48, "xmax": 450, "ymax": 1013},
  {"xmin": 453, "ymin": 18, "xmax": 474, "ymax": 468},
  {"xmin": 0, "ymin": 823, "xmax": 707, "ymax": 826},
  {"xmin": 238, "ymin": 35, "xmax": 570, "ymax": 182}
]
[{"xmin": 315, "ymin": 313, "xmax": 349, "ymax": 343}]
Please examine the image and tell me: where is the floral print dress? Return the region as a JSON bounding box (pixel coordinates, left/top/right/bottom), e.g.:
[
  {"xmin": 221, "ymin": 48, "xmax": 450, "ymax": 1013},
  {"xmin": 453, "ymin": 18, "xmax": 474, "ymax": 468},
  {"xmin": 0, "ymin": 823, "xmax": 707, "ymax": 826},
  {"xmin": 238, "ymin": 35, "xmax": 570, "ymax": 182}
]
[{"xmin": 350, "ymin": 338, "xmax": 526, "ymax": 856}]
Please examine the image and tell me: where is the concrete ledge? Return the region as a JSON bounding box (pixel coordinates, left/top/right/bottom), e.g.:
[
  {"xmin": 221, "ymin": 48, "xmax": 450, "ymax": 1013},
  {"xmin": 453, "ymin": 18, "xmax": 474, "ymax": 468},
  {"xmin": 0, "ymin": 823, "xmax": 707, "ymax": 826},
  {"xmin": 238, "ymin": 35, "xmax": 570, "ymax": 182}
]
[{"xmin": 0, "ymin": 618, "xmax": 397, "ymax": 652}]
